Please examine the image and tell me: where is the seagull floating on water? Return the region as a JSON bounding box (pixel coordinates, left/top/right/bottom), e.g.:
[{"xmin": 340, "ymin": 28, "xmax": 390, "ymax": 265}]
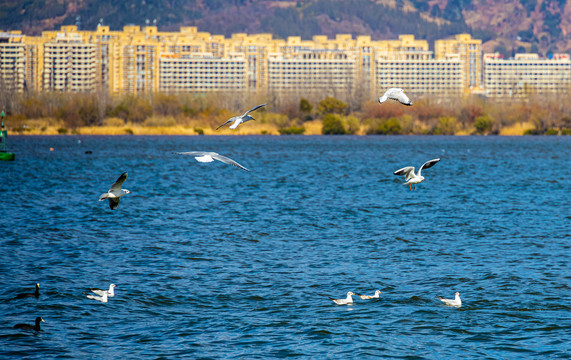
[
  {"xmin": 394, "ymin": 158, "xmax": 440, "ymax": 191},
  {"xmin": 90, "ymin": 284, "xmax": 117, "ymax": 298},
  {"xmin": 99, "ymin": 172, "xmax": 131, "ymax": 210},
  {"xmin": 330, "ymin": 292, "xmax": 355, "ymax": 305},
  {"xmin": 356, "ymin": 290, "xmax": 382, "ymax": 300},
  {"xmin": 216, "ymin": 104, "xmax": 266, "ymax": 130},
  {"xmin": 437, "ymin": 292, "xmax": 462, "ymax": 307},
  {"xmin": 176, "ymin": 151, "xmax": 249, "ymax": 171},
  {"xmin": 15, "ymin": 283, "xmax": 40, "ymax": 299},
  {"xmin": 14, "ymin": 317, "xmax": 44, "ymax": 331},
  {"xmin": 378, "ymin": 88, "xmax": 413, "ymax": 106},
  {"xmin": 85, "ymin": 291, "xmax": 108, "ymax": 303}
]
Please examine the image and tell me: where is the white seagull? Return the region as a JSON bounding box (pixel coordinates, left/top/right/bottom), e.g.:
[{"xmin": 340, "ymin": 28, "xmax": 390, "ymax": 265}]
[
  {"xmin": 99, "ymin": 172, "xmax": 130, "ymax": 210},
  {"xmin": 330, "ymin": 292, "xmax": 355, "ymax": 305},
  {"xmin": 90, "ymin": 284, "xmax": 117, "ymax": 298},
  {"xmin": 356, "ymin": 290, "xmax": 382, "ymax": 300},
  {"xmin": 176, "ymin": 151, "xmax": 249, "ymax": 171},
  {"xmin": 378, "ymin": 88, "xmax": 413, "ymax": 106},
  {"xmin": 437, "ymin": 292, "xmax": 462, "ymax": 307},
  {"xmin": 85, "ymin": 291, "xmax": 108, "ymax": 303},
  {"xmin": 394, "ymin": 158, "xmax": 440, "ymax": 191},
  {"xmin": 216, "ymin": 103, "xmax": 267, "ymax": 130}
]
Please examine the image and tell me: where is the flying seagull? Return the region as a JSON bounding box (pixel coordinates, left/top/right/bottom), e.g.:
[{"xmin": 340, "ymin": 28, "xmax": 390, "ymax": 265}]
[
  {"xmin": 437, "ymin": 292, "xmax": 462, "ymax": 307},
  {"xmin": 356, "ymin": 290, "xmax": 382, "ymax": 300},
  {"xmin": 216, "ymin": 104, "xmax": 266, "ymax": 130},
  {"xmin": 14, "ymin": 317, "xmax": 45, "ymax": 331},
  {"xmin": 378, "ymin": 88, "xmax": 413, "ymax": 106},
  {"xmin": 15, "ymin": 283, "xmax": 40, "ymax": 299},
  {"xmin": 90, "ymin": 284, "xmax": 117, "ymax": 298},
  {"xmin": 176, "ymin": 151, "xmax": 249, "ymax": 171},
  {"xmin": 99, "ymin": 172, "xmax": 131, "ymax": 210},
  {"xmin": 330, "ymin": 291, "xmax": 355, "ymax": 305},
  {"xmin": 394, "ymin": 158, "xmax": 440, "ymax": 191}
]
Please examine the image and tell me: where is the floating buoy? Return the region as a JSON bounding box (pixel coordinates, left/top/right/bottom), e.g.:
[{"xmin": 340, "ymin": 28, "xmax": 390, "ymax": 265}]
[
  {"xmin": 0, "ymin": 114, "xmax": 15, "ymax": 161},
  {"xmin": 50, "ymin": 147, "xmax": 54, "ymax": 151}
]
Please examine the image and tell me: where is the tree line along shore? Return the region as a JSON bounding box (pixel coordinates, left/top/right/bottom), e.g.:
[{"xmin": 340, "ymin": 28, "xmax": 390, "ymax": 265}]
[{"xmin": 1, "ymin": 92, "xmax": 570, "ymax": 136}]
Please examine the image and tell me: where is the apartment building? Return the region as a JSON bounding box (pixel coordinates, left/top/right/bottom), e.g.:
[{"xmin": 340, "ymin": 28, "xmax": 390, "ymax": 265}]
[
  {"xmin": 435, "ymin": 34, "xmax": 482, "ymax": 91},
  {"xmin": 159, "ymin": 53, "xmax": 247, "ymax": 92},
  {"xmin": 0, "ymin": 32, "xmax": 26, "ymax": 92},
  {"xmin": 376, "ymin": 51, "xmax": 463, "ymax": 96},
  {"xmin": 484, "ymin": 53, "xmax": 571, "ymax": 97},
  {"xmin": 268, "ymin": 49, "xmax": 356, "ymax": 98}
]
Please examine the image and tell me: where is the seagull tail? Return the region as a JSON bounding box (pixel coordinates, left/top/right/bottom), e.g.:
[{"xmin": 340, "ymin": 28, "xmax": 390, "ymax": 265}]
[{"xmin": 378, "ymin": 96, "xmax": 387, "ymax": 104}]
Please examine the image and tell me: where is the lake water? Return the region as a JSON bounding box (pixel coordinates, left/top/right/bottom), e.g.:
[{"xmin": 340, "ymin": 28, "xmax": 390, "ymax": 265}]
[{"xmin": 0, "ymin": 135, "xmax": 569, "ymax": 359}]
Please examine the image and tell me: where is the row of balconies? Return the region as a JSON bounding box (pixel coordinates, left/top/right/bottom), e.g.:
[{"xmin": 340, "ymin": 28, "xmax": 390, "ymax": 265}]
[
  {"xmin": 161, "ymin": 73, "xmax": 243, "ymax": 77},
  {"xmin": 160, "ymin": 66, "xmax": 245, "ymax": 71},
  {"xmin": 160, "ymin": 81, "xmax": 245, "ymax": 85},
  {"xmin": 485, "ymin": 63, "xmax": 570, "ymax": 67}
]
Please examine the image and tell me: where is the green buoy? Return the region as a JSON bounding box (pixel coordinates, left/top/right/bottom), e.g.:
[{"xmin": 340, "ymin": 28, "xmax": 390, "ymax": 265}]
[{"xmin": 1, "ymin": 110, "xmax": 15, "ymax": 161}]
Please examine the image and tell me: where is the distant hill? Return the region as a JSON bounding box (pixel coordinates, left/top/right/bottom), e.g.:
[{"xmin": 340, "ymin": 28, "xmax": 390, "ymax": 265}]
[{"xmin": 1, "ymin": 0, "xmax": 569, "ymax": 55}]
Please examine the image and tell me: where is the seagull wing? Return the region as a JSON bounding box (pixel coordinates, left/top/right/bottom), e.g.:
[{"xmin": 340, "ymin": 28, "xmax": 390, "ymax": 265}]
[
  {"xmin": 394, "ymin": 166, "xmax": 416, "ymax": 180},
  {"xmin": 211, "ymin": 153, "xmax": 249, "ymax": 171},
  {"xmin": 108, "ymin": 197, "xmax": 121, "ymax": 210},
  {"xmin": 418, "ymin": 158, "xmax": 440, "ymax": 176},
  {"xmin": 242, "ymin": 103, "xmax": 266, "ymax": 116},
  {"xmin": 90, "ymin": 288, "xmax": 106, "ymax": 296},
  {"xmin": 110, "ymin": 172, "xmax": 128, "ymax": 191},
  {"xmin": 395, "ymin": 92, "xmax": 412, "ymax": 105},
  {"xmin": 176, "ymin": 151, "xmax": 209, "ymax": 157},
  {"xmin": 386, "ymin": 89, "xmax": 412, "ymax": 105},
  {"xmin": 216, "ymin": 118, "xmax": 234, "ymax": 130}
]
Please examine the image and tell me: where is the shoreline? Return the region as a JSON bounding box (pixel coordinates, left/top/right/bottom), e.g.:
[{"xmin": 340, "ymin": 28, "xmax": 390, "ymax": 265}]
[{"xmin": 5, "ymin": 121, "xmax": 554, "ymax": 136}]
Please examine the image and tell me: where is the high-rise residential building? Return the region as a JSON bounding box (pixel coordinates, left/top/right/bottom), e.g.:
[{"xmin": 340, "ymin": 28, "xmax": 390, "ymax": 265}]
[
  {"xmin": 435, "ymin": 34, "xmax": 482, "ymax": 91},
  {"xmin": 159, "ymin": 53, "xmax": 248, "ymax": 93},
  {"xmin": 376, "ymin": 51, "xmax": 463, "ymax": 97},
  {"xmin": 484, "ymin": 53, "xmax": 571, "ymax": 97},
  {"xmin": 267, "ymin": 50, "xmax": 356, "ymax": 98},
  {"xmin": 0, "ymin": 32, "xmax": 26, "ymax": 92}
]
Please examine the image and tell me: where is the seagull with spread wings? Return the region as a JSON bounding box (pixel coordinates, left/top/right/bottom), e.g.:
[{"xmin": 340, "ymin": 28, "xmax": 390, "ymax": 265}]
[
  {"xmin": 378, "ymin": 88, "xmax": 413, "ymax": 106},
  {"xmin": 394, "ymin": 158, "xmax": 440, "ymax": 191},
  {"xmin": 99, "ymin": 172, "xmax": 131, "ymax": 210},
  {"xmin": 216, "ymin": 104, "xmax": 266, "ymax": 130},
  {"xmin": 176, "ymin": 151, "xmax": 249, "ymax": 171}
]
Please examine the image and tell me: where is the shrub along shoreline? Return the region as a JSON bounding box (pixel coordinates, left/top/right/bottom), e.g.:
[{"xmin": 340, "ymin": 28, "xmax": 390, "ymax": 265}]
[{"xmin": 2, "ymin": 92, "xmax": 570, "ymax": 136}]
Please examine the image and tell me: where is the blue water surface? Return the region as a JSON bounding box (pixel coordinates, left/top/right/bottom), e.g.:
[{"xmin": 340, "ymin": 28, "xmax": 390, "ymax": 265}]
[{"xmin": 0, "ymin": 135, "xmax": 569, "ymax": 359}]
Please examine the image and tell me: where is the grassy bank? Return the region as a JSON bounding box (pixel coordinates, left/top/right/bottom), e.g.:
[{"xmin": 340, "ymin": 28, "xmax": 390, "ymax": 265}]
[
  {"xmin": 2, "ymin": 92, "xmax": 570, "ymax": 136},
  {"xmin": 9, "ymin": 119, "xmax": 558, "ymax": 136}
]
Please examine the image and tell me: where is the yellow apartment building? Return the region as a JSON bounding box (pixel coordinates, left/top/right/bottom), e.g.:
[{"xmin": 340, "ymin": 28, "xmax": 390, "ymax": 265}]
[
  {"xmin": 483, "ymin": 53, "xmax": 571, "ymax": 97},
  {"xmin": 159, "ymin": 53, "xmax": 247, "ymax": 93},
  {"xmin": 376, "ymin": 51, "xmax": 463, "ymax": 96},
  {"xmin": 435, "ymin": 34, "xmax": 482, "ymax": 91},
  {"xmin": 0, "ymin": 32, "xmax": 26, "ymax": 92},
  {"xmin": 267, "ymin": 49, "xmax": 356, "ymax": 98}
]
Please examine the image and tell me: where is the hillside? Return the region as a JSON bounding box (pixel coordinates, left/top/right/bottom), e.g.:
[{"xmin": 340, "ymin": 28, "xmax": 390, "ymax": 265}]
[{"xmin": 1, "ymin": 0, "xmax": 569, "ymax": 54}]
